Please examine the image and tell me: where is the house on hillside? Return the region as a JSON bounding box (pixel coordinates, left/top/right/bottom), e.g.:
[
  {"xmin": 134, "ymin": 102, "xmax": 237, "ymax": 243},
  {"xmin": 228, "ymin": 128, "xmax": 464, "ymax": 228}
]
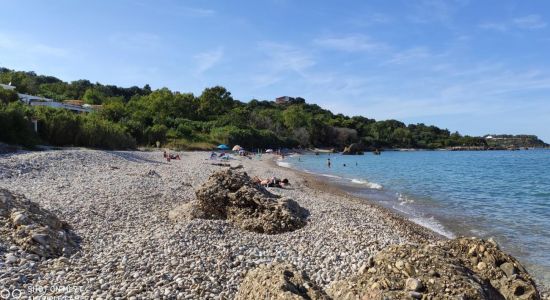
[
  {"xmin": 0, "ymin": 83, "xmax": 16, "ymax": 91},
  {"xmin": 275, "ymin": 96, "xmax": 306, "ymax": 105},
  {"xmin": 275, "ymin": 96, "xmax": 291, "ymax": 104},
  {"xmin": 1, "ymin": 83, "xmax": 92, "ymax": 113}
]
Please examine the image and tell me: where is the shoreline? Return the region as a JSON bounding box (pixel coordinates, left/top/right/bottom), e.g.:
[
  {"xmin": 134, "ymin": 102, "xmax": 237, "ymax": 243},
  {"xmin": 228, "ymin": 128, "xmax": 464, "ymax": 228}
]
[
  {"xmin": 270, "ymin": 153, "xmax": 550, "ymax": 295},
  {"xmin": 267, "ymin": 157, "xmax": 445, "ymax": 243}
]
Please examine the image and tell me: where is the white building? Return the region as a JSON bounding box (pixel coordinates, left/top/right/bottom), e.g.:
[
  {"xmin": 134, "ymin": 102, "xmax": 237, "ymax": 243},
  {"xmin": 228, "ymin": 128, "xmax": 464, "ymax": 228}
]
[
  {"xmin": 0, "ymin": 83, "xmax": 16, "ymax": 91},
  {"xmin": 1, "ymin": 83, "xmax": 92, "ymax": 113}
]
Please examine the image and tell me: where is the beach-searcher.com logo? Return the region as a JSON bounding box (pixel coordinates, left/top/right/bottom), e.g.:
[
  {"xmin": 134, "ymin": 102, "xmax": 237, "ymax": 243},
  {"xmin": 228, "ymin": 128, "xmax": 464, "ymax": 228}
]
[{"xmin": 0, "ymin": 288, "xmax": 22, "ymax": 299}]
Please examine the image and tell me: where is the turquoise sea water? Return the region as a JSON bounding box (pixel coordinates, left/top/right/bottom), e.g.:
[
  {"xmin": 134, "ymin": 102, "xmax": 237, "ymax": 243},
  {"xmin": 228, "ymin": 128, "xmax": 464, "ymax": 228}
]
[{"xmin": 281, "ymin": 150, "xmax": 550, "ymax": 286}]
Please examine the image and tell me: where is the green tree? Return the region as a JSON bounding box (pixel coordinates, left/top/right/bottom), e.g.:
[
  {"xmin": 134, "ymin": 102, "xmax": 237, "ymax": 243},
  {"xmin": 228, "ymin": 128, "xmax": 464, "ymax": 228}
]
[
  {"xmin": 83, "ymin": 88, "xmax": 107, "ymax": 104},
  {"xmin": 0, "ymin": 88, "xmax": 19, "ymax": 104},
  {"xmin": 198, "ymin": 86, "xmax": 234, "ymax": 118}
]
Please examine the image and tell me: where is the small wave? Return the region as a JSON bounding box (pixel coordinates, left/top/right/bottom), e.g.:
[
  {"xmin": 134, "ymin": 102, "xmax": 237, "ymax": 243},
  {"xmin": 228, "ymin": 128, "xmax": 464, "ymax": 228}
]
[
  {"xmin": 410, "ymin": 216, "xmax": 455, "ymax": 238},
  {"xmin": 320, "ymin": 173, "xmax": 342, "ymax": 179},
  {"xmin": 397, "ymin": 193, "xmax": 415, "ymax": 205},
  {"xmin": 351, "ymin": 178, "xmax": 383, "ymax": 190},
  {"xmin": 276, "ymin": 161, "xmax": 292, "ymax": 168}
]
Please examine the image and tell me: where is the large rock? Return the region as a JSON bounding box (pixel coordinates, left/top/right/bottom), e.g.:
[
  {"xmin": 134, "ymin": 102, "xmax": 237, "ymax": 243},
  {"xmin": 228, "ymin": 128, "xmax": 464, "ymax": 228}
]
[
  {"xmin": 342, "ymin": 143, "xmax": 364, "ymax": 155},
  {"xmin": 193, "ymin": 169, "xmax": 308, "ymax": 234},
  {"xmin": 235, "ymin": 263, "xmax": 329, "ymax": 300},
  {"xmin": 327, "ymin": 237, "xmax": 539, "ymax": 300},
  {"xmin": 0, "ymin": 189, "xmax": 79, "ymax": 258},
  {"xmin": 443, "ymin": 237, "xmax": 539, "ymax": 299}
]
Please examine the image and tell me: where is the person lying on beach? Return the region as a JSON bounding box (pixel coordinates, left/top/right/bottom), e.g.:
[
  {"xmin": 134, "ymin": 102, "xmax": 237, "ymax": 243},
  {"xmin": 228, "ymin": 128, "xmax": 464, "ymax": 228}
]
[
  {"xmin": 252, "ymin": 176, "xmax": 290, "ymax": 188},
  {"xmin": 165, "ymin": 152, "xmax": 181, "ymax": 161}
]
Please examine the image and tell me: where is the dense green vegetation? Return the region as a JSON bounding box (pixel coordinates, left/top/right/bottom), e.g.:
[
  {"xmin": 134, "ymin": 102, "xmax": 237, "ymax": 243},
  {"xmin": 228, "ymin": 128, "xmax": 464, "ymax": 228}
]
[{"xmin": 1, "ymin": 68, "xmax": 495, "ymax": 150}]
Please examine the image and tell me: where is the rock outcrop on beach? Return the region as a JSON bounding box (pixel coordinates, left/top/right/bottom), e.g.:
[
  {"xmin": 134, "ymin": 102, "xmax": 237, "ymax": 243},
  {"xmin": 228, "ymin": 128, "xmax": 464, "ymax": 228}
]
[
  {"xmin": 342, "ymin": 143, "xmax": 364, "ymax": 155},
  {"xmin": 192, "ymin": 169, "xmax": 308, "ymax": 234},
  {"xmin": 0, "ymin": 188, "xmax": 79, "ymax": 258},
  {"xmin": 235, "ymin": 263, "xmax": 329, "ymax": 300},
  {"xmin": 327, "ymin": 237, "xmax": 539, "ymax": 300}
]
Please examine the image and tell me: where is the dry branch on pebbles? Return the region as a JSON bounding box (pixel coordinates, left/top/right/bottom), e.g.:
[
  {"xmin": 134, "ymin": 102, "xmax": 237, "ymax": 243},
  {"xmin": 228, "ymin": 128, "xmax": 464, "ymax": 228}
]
[
  {"xmin": 179, "ymin": 169, "xmax": 308, "ymax": 234},
  {"xmin": 0, "ymin": 188, "xmax": 79, "ymax": 258}
]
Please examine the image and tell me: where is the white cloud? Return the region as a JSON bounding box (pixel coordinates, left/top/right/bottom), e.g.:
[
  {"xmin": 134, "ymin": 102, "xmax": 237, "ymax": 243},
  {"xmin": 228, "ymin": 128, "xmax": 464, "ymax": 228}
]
[
  {"xmin": 314, "ymin": 35, "xmax": 385, "ymax": 52},
  {"xmin": 178, "ymin": 7, "xmax": 216, "ymax": 17},
  {"xmin": 479, "ymin": 22, "xmax": 508, "ymax": 32},
  {"xmin": 133, "ymin": 2, "xmax": 216, "ymax": 17},
  {"xmin": 245, "ymin": 42, "xmax": 315, "ymax": 88},
  {"xmin": 194, "ymin": 47, "xmax": 224, "ymax": 75},
  {"xmin": 386, "ymin": 47, "xmax": 432, "ymax": 64},
  {"xmin": 259, "ymin": 42, "xmax": 315, "ymax": 73},
  {"xmin": 0, "ymin": 33, "xmax": 68, "ymax": 57},
  {"xmin": 407, "ymin": 0, "xmax": 468, "ymax": 24},
  {"xmin": 480, "ymin": 14, "xmax": 547, "ymax": 32},
  {"xmin": 513, "ymin": 14, "xmax": 547, "ymax": 29},
  {"xmin": 109, "ymin": 32, "xmax": 161, "ymax": 50},
  {"xmin": 348, "ymin": 13, "xmax": 393, "ymax": 27}
]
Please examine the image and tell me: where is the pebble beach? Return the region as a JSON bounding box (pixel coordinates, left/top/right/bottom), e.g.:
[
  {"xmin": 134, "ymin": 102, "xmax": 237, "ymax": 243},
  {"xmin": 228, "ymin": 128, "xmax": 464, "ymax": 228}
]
[
  {"xmin": 0, "ymin": 149, "xmax": 445, "ymax": 299},
  {"xmin": 0, "ymin": 149, "xmax": 547, "ymax": 299}
]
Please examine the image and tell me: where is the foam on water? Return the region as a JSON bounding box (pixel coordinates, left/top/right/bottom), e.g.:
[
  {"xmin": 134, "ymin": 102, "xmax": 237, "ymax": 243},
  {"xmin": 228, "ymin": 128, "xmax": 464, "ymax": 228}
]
[
  {"xmin": 409, "ymin": 216, "xmax": 456, "ymax": 238},
  {"xmin": 351, "ymin": 178, "xmax": 383, "ymax": 190},
  {"xmin": 320, "ymin": 173, "xmax": 342, "ymax": 179},
  {"xmin": 276, "ymin": 161, "xmax": 292, "ymax": 168},
  {"xmin": 397, "ymin": 193, "xmax": 414, "ymax": 205}
]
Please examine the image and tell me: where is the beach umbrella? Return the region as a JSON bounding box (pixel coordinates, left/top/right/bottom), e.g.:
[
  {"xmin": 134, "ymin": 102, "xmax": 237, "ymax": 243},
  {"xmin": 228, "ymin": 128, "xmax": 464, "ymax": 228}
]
[
  {"xmin": 265, "ymin": 149, "xmax": 274, "ymax": 153},
  {"xmin": 217, "ymin": 144, "xmax": 229, "ymax": 150},
  {"xmin": 232, "ymin": 145, "xmax": 242, "ymax": 151}
]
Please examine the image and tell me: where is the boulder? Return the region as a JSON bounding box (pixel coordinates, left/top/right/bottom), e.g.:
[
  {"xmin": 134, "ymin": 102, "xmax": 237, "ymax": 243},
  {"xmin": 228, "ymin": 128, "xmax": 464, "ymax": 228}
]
[
  {"xmin": 327, "ymin": 237, "xmax": 539, "ymax": 300},
  {"xmin": 235, "ymin": 263, "xmax": 329, "ymax": 300},
  {"xmin": 193, "ymin": 169, "xmax": 308, "ymax": 234},
  {"xmin": 342, "ymin": 143, "xmax": 364, "ymax": 155},
  {"xmin": 442, "ymin": 237, "xmax": 539, "ymax": 300},
  {"xmin": 194, "ymin": 169, "xmax": 254, "ymax": 219},
  {"xmin": 0, "ymin": 189, "xmax": 79, "ymax": 258}
]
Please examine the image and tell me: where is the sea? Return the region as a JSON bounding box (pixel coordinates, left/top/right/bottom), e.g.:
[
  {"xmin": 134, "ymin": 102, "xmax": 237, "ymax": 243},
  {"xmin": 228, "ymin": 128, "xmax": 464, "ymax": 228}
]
[{"xmin": 278, "ymin": 149, "xmax": 550, "ymax": 287}]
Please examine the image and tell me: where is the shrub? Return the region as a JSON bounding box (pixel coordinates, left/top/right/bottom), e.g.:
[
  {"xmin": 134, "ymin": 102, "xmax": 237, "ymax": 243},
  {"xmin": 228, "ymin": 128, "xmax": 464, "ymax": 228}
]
[{"xmin": 0, "ymin": 103, "xmax": 38, "ymax": 146}]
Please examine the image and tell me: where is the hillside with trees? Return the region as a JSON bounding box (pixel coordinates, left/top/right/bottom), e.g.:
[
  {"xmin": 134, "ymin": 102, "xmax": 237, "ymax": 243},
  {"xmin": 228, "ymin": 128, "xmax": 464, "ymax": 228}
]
[{"xmin": 1, "ymin": 67, "xmax": 539, "ymax": 150}]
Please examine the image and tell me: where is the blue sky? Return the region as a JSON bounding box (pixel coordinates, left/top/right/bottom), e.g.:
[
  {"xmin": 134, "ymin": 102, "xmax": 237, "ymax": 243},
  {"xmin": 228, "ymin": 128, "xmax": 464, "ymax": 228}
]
[{"xmin": 1, "ymin": 0, "xmax": 549, "ymax": 141}]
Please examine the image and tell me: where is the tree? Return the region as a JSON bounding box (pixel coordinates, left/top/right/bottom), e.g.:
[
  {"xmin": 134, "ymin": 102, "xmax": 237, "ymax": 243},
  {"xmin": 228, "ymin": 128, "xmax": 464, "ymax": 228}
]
[
  {"xmin": 198, "ymin": 86, "xmax": 234, "ymax": 118},
  {"xmin": 83, "ymin": 88, "xmax": 106, "ymax": 104},
  {"xmin": 100, "ymin": 98, "xmax": 127, "ymax": 122},
  {"xmin": 0, "ymin": 88, "xmax": 19, "ymax": 104},
  {"xmin": 282, "ymin": 105, "xmax": 310, "ymax": 130}
]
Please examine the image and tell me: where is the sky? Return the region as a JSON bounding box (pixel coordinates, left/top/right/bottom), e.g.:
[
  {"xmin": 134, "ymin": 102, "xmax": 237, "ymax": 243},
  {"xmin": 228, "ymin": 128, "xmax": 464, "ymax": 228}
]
[{"xmin": 1, "ymin": 0, "xmax": 549, "ymax": 141}]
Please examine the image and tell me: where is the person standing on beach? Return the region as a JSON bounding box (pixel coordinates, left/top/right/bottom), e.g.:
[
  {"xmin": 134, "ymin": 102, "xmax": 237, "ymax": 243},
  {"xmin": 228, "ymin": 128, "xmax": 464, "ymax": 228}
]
[{"xmin": 327, "ymin": 158, "xmax": 331, "ymax": 168}]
